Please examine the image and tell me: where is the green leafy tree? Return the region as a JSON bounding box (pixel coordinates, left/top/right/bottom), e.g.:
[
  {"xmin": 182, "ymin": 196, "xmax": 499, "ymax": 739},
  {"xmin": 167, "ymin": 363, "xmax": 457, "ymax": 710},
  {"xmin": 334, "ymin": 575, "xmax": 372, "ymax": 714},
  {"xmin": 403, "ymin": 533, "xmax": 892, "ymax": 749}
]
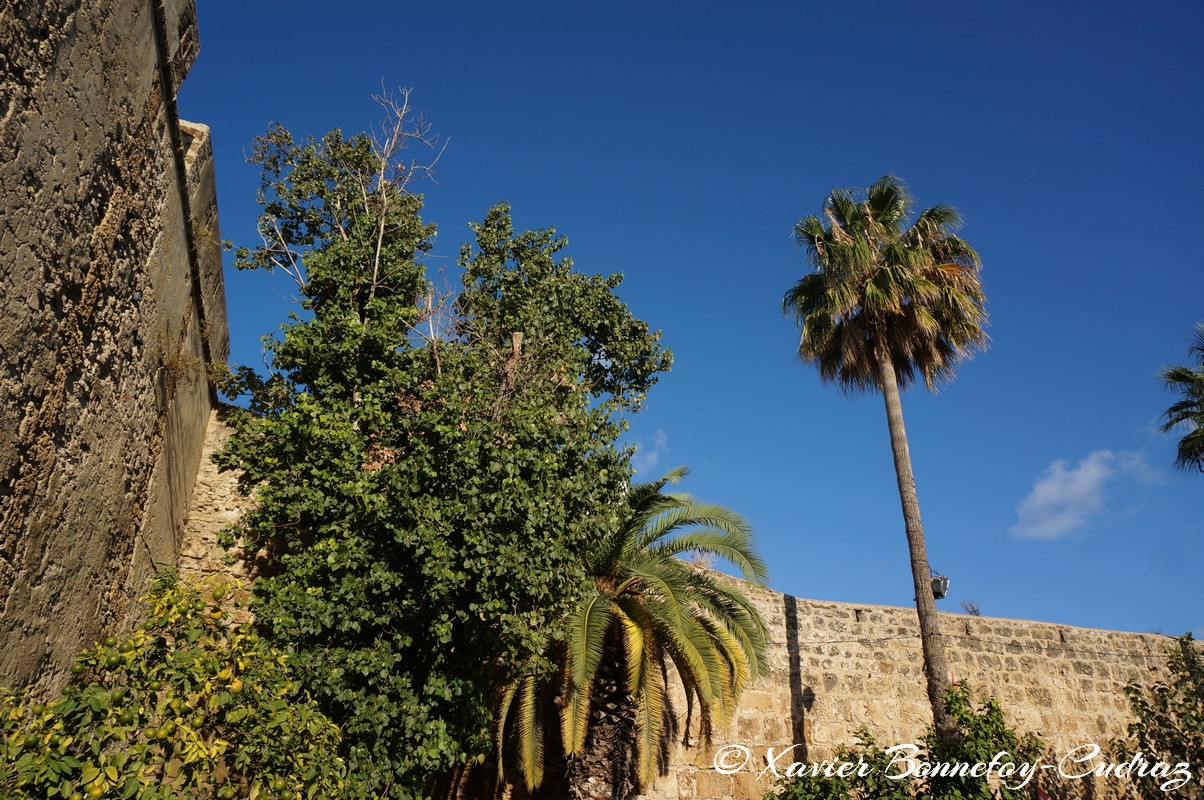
[
  {"xmin": 1159, "ymin": 324, "xmax": 1204, "ymax": 473},
  {"xmin": 1115, "ymin": 634, "xmax": 1204, "ymax": 799},
  {"xmin": 0, "ymin": 574, "xmax": 347, "ymax": 800},
  {"xmin": 496, "ymin": 467, "xmax": 769, "ymax": 800},
  {"xmin": 782, "ymin": 175, "xmax": 987, "ymax": 740},
  {"xmin": 216, "ymin": 96, "xmax": 670, "ymax": 799}
]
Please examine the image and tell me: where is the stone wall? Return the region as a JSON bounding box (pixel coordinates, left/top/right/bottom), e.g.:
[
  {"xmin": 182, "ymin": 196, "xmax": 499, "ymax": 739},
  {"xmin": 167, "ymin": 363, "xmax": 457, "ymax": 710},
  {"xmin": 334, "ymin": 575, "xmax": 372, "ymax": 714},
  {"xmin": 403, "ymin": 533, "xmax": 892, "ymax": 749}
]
[
  {"xmin": 646, "ymin": 585, "xmax": 1175, "ymax": 800},
  {"xmin": 177, "ymin": 409, "xmax": 256, "ymax": 585},
  {"xmin": 0, "ymin": 0, "xmax": 227, "ymax": 688}
]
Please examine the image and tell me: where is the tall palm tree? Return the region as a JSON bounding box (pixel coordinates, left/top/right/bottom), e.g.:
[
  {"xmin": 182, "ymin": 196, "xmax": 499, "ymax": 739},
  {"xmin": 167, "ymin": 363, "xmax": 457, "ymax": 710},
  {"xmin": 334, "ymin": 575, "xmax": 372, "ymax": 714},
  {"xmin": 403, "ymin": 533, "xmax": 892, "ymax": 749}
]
[
  {"xmin": 782, "ymin": 175, "xmax": 987, "ymax": 740},
  {"xmin": 1160, "ymin": 323, "xmax": 1204, "ymax": 473},
  {"xmin": 495, "ymin": 467, "xmax": 770, "ymax": 800}
]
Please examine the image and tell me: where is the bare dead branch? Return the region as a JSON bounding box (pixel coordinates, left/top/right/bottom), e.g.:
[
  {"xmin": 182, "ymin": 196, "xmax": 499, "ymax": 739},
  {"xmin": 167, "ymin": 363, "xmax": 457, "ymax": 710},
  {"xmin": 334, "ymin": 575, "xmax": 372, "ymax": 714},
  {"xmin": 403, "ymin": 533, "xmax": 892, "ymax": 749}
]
[
  {"xmin": 355, "ymin": 88, "xmax": 447, "ymax": 311},
  {"xmin": 263, "ymin": 216, "xmax": 306, "ymax": 290}
]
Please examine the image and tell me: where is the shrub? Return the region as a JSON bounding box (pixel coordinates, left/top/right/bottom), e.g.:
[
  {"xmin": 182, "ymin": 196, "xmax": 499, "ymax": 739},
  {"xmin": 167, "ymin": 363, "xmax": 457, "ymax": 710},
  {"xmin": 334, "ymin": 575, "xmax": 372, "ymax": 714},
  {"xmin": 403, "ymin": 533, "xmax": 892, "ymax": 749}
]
[
  {"xmin": 0, "ymin": 573, "xmax": 348, "ymax": 800},
  {"xmin": 1115, "ymin": 633, "xmax": 1204, "ymax": 799}
]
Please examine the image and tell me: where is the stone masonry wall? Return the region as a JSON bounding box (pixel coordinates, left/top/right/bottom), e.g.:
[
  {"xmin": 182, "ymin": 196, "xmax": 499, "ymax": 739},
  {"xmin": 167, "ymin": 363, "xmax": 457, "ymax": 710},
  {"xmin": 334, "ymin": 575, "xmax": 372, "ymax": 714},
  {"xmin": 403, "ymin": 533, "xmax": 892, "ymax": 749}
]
[
  {"xmin": 0, "ymin": 0, "xmax": 227, "ymax": 688},
  {"xmin": 177, "ymin": 409, "xmax": 255, "ymax": 585},
  {"xmin": 646, "ymin": 585, "xmax": 1175, "ymax": 800}
]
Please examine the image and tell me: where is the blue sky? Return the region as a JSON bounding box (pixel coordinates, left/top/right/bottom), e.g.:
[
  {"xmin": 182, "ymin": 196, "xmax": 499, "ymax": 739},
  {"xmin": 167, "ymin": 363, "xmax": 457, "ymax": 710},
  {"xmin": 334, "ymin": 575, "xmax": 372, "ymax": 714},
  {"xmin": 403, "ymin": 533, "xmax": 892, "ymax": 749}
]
[{"xmin": 180, "ymin": 1, "xmax": 1203, "ymax": 637}]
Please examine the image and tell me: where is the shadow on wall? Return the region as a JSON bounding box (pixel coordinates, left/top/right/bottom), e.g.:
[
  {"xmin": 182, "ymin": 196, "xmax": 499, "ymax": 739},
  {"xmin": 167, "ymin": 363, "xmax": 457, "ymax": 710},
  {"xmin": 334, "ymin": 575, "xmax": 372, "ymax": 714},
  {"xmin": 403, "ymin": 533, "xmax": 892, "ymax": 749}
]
[{"xmin": 784, "ymin": 594, "xmax": 816, "ymax": 762}]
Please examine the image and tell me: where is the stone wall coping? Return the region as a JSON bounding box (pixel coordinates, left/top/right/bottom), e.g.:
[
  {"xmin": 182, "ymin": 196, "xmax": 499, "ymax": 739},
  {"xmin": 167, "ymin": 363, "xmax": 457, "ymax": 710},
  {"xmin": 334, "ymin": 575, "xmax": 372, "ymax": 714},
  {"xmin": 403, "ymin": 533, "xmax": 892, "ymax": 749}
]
[{"xmin": 776, "ymin": 591, "xmax": 1169, "ymax": 642}]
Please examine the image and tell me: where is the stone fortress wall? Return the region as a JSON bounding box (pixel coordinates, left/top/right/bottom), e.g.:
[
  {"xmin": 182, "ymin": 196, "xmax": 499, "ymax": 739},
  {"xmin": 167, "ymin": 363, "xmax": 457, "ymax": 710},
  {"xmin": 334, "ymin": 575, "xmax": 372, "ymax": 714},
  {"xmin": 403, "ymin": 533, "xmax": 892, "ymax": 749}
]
[
  {"xmin": 647, "ymin": 585, "xmax": 1175, "ymax": 800},
  {"xmin": 0, "ymin": 0, "xmax": 227, "ymax": 688}
]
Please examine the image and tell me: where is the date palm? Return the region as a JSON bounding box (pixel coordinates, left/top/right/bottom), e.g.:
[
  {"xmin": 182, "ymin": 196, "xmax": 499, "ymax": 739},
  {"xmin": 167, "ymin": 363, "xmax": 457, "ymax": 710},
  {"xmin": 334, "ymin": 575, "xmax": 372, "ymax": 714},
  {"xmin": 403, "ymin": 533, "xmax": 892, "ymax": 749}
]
[
  {"xmin": 495, "ymin": 467, "xmax": 769, "ymax": 799},
  {"xmin": 782, "ymin": 175, "xmax": 987, "ymax": 740},
  {"xmin": 1160, "ymin": 323, "xmax": 1204, "ymax": 473}
]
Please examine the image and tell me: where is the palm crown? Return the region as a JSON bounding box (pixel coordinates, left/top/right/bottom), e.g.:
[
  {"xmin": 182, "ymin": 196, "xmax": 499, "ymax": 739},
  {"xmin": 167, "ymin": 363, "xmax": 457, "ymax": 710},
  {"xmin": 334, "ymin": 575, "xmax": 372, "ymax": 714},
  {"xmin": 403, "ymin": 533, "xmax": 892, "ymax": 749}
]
[
  {"xmin": 496, "ymin": 467, "xmax": 769, "ymax": 794},
  {"xmin": 784, "ymin": 174, "xmax": 988, "ymax": 392},
  {"xmin": 1160, "ymin": 323, "xmax": 1204, "ymax": 473}
]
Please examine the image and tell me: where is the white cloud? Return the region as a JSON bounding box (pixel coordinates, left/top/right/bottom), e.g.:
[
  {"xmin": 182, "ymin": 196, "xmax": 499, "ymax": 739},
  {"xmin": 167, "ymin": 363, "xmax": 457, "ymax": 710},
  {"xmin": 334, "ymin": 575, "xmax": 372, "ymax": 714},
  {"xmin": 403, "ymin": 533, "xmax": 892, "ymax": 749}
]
[
  {"xmin": 1010, "ymin": 450, "xmax": 1150, "ymax": 540},
  {"xmin": 1117, "ymin": 450, "xmax": 1160, "ymax": 483},
  {"xmin": 632, "ymin": 429, "xmax": 669, "ymax": 475}
]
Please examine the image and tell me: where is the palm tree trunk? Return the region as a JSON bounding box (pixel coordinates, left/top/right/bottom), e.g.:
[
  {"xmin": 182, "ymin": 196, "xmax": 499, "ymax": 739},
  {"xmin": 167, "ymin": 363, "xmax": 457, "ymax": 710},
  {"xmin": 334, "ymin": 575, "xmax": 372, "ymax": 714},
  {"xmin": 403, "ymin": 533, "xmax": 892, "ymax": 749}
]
[
  {"xmin": 876, "ymin": 355, "xmax": 957, "ymax": 741},
  {"xmin": 564, "ymin": 634, "xmax": 636, "ymax": 800}
]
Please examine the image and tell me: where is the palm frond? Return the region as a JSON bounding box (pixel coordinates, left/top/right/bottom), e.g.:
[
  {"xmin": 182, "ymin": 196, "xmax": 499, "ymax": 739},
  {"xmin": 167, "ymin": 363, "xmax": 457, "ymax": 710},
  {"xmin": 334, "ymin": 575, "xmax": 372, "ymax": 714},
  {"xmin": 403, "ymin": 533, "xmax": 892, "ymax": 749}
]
[
  {"xmin": 679, "ymin": 570, "xmax": 769, "ymax": 678},
  {"xmin": 650, "ymin": 592, "xmax": 727, "ymax": 706},
  {"xmin": 566, "ymin": 587, "xmax": 612, "ymax": 697},
  {"xmin": 646, "ymin": 528, "xmax": 766, "ymax": 585},
  {"xmin": 495, "ymin": 679, "xmax": 519, "ymax": 786},
  {"xmin": 792, "ymin": 215, "xmax": 827, "ymax": 256},
  {"xmin": 1172, "ymin": 426, "xmax": 1204, "ymax": 473},
  {"xmin": 633, "ymin": 647, "xmax": 666, "ymax": 788},
  {"xmin": 626, "ymin": 465, "xmax": 689, "ymax": 511},
  {"xmin": 559, "ymin": 669, "xmax": 591, "ymax": 758},
  {"xmin": 866, "ymin": 174, "xmax": 912, "ymax": 234},
  {"xmin": 616, "ymin": 603, "xmax": 647, "ymax": 697},
  {"xmin": 613, "ymin": 595, "xmax": 668, "ymax": 787},
  {"xmin": 1189, "ymin": 322, "xmax": 1204, "ymax": 362},
  {"xmin": 1160, "ymin": 325, "xmax": 1204, "ymax": 473},
  {"xmin": 825, "ymin": 190, "xmax": 859, "ymax": 234},
  {"xmin": 621, "ymin": 556, "xmax": 693, "ymax": 631},
  {"xmin": 516, "ymin": 674, "xmax": 544, "ymax": 789},
  {"xmin": 559, "ymin": 587, "xmax": 614, "ymax": 758},
  {"xmin": 635, "ymin": 503, "xmax": 748, "ymax": 544}
]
